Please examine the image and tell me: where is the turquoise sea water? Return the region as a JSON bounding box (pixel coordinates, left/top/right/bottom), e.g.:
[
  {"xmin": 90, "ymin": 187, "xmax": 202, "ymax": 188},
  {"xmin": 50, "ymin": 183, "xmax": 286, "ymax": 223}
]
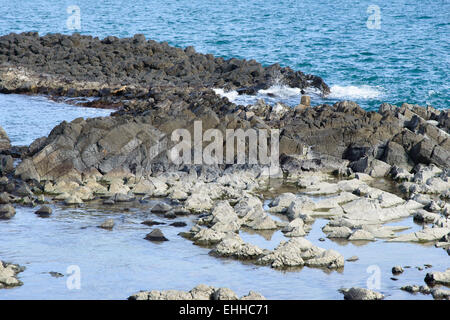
[
  {"xmin": 0, "ymin": 1, "xmax": 449, "ymax": 300},
  {"xmin": 0, "ymin": 0, "xmax": 448, "ymax": 110}
]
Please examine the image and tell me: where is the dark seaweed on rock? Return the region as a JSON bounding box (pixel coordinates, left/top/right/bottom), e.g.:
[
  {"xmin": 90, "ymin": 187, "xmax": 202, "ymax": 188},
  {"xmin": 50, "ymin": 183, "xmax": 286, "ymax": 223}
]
[{"xmin": 0, "ymin": 32, "xmax": 329, "ymax": 96}]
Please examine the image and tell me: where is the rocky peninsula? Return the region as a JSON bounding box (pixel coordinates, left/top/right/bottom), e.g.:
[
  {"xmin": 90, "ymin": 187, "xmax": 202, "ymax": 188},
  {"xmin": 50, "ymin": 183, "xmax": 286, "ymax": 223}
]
[{"xmin": 0, "ymin": 32, "xmax": 448, "ymax": 300}]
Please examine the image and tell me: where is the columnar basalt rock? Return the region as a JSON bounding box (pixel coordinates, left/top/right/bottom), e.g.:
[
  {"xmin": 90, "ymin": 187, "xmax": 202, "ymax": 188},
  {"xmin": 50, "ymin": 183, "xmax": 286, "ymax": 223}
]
[{"xmin": 0, "ymin": 32, "xmax": 329, "ymax": 97}]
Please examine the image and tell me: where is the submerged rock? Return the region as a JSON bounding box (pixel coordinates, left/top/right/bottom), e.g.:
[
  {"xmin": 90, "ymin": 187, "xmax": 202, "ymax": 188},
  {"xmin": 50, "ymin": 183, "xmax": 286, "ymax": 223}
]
[
  {"xmin": 151, "ymin": 201, "xmax": 171, "ymax": 213},
  {"xmin": 98, "ymin": 219, "xmax": 115, "ymax": 230},
  {"xmin": 305, "ymin": 249, "xmax": 345, "ymax": 269},
  {"xmin": 170, "ymin": 221, "xmax": 187, "ymax": 228},
  {"xmin": 401, "ymin": 285, "xmax": 420, "ymax": 293},
  {"xmin": 49, "ymin": 271, "xmax": 64, "ymax": 278},
  {"xmin": 141, "ymin": 220, "xmax": 165, "ymax": 226}
]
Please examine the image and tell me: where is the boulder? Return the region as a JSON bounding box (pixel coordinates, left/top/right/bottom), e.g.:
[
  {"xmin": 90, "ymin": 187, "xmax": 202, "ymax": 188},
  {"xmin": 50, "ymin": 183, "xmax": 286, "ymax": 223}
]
[
  {"xmin": 185, "ymin": 193, "xmax": 213, "ymax": 213},
  {"xmin": 0, "ymin": 126, "xmax": 11, "ymax": 151},
  {"xmin": 35, "ymin": 205, "xmax": 52, "ymax": 216},
  {"xmin": 0, "ymin": 204, "xmax": 15, "ymax": 219},
  {"xmin": 0, "ymin": 261, "xmax": 24, "ymax": 288},
  {"xmin": 211, "ymin": 234, "xmax": 263, "ymax": 259},
  {"xmin": 145, "ymin": 229, "xmax": 169, "ymax": 242},
  {"xmin": 425, "ymin": 269, "xmax": 450, "ymax": 286},
  {"xmin": 305, "ymin": 249, "xmax": 345, "ymax": 269},
  {"xmin": 339, "ymin": 287, "xmax": 384, "ymax": 300}
]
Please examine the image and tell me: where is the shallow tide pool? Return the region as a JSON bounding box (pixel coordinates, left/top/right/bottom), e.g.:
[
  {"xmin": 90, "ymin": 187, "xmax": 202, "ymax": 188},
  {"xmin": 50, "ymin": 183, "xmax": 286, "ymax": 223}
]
[
  {"xmin": 1, "ymin": 196, "xmax": 448, "ymax": 300},
  {"xmin": 0, "ymin": 93, "xmax": 448, "ymax": 300},
  {"xmin": 0, "ymin": 94, "xmax": 112, "ymax": 146}
]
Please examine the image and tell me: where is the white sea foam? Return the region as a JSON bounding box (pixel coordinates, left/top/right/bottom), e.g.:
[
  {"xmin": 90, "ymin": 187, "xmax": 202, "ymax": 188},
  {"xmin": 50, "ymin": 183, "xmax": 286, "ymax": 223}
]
[
  {"xmin": 213, "ymin": 88, "xmax": 239, "ymax": 102},
  {"xmin": 214, "ymin": 84, "xmax": 384, "ymax": 108},
  {"xmin": 214, "ymin": 84, "xmax": 303, "ymax": 105},
  {"xmin": 258, "ymin": 84, "xmax": 301, "ymax": 98},
  {"xmin": 328, "ymin": 85, "xmax": 383, "ymax": 99}
]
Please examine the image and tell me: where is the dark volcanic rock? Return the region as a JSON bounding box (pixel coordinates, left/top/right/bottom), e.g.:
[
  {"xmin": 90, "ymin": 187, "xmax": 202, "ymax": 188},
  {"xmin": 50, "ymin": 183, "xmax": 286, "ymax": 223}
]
[
  {"xmin": 279, "ymin": 101, "xmax": 449, "ymax": 173},
  {"xmin": 170, "ymin": 221, "xmax": 187, "ymax": 228},
  {"xmin": 13, "ymin": 97, "xmax": 449, "ymax": 183},
  {"xmin": 0, "ymin": 32, "xmax": 329, "ymax": 97},
  {"xmin": 141, "ymin": 220, "xmax": 165, "ymax": 226},
  {"xmin": 35, "ymin": 205, "xmax": 52, "ymax": 216},
  {"xmin": 145, "ymin": 229, "xmax": 169, "ymax": 242},
  {"xmin": 1, "ymin": 35, "xmax": 447, "ymax": 181}
]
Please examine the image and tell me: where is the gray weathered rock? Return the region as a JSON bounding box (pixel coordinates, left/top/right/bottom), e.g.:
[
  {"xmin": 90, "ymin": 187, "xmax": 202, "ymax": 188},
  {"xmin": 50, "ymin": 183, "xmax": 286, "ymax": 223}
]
[
  {"xmin": 0, "ymin": 261, "xmax": 24, "ymax": 289},
  {"xmin": 128, "ymin": 284, "xmax": 265, "ymax": 300},
  {"xmin": 425, "ymin": 269, "xmax": 450, "ymax": 286},
  {"xmin": 0, "ymin": 204, "xmax": 15, "ymax": 219},
  {"xmin": 431, "ymin": 288, "xmax": 450, "ymax": 300},
  {"xmin": 339, "ymin": 287, "xmax": 384, "ymax": 300},
  {"xmin": 305, "ymin": 249, "xmax": 345, "ymax": 269},
  {"xmin": 0, "ymin": 192, "xmax": 10, "ymax": 204},
  {"xmin": 211, "ymin": 234, "xmax": 263, "ymax": 259}
]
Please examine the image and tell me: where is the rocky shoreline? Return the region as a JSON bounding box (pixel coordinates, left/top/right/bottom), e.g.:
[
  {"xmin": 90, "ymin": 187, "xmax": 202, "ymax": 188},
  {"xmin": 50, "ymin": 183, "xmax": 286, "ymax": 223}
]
[
  {"xmin": 0, "ymin": 261, "xmax": 24, "ymax": 289},
  {"xmin": 0, "ymin": 32, "xmax": 449, "ymax": 300}
]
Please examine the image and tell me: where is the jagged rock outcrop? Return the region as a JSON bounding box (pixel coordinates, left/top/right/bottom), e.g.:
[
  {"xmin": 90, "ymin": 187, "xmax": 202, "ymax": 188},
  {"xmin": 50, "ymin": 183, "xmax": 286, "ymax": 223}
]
[
  {"xmin": 0, "ymin": 32, "xmax": 329, "ymax": 97},
  {"xmin": 0, "ymin": 126, "xmax": 11, "ymax": 151},
  {"xmin": 279, "ymin": 101, "xmax": 449, "ymax": 173}
]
